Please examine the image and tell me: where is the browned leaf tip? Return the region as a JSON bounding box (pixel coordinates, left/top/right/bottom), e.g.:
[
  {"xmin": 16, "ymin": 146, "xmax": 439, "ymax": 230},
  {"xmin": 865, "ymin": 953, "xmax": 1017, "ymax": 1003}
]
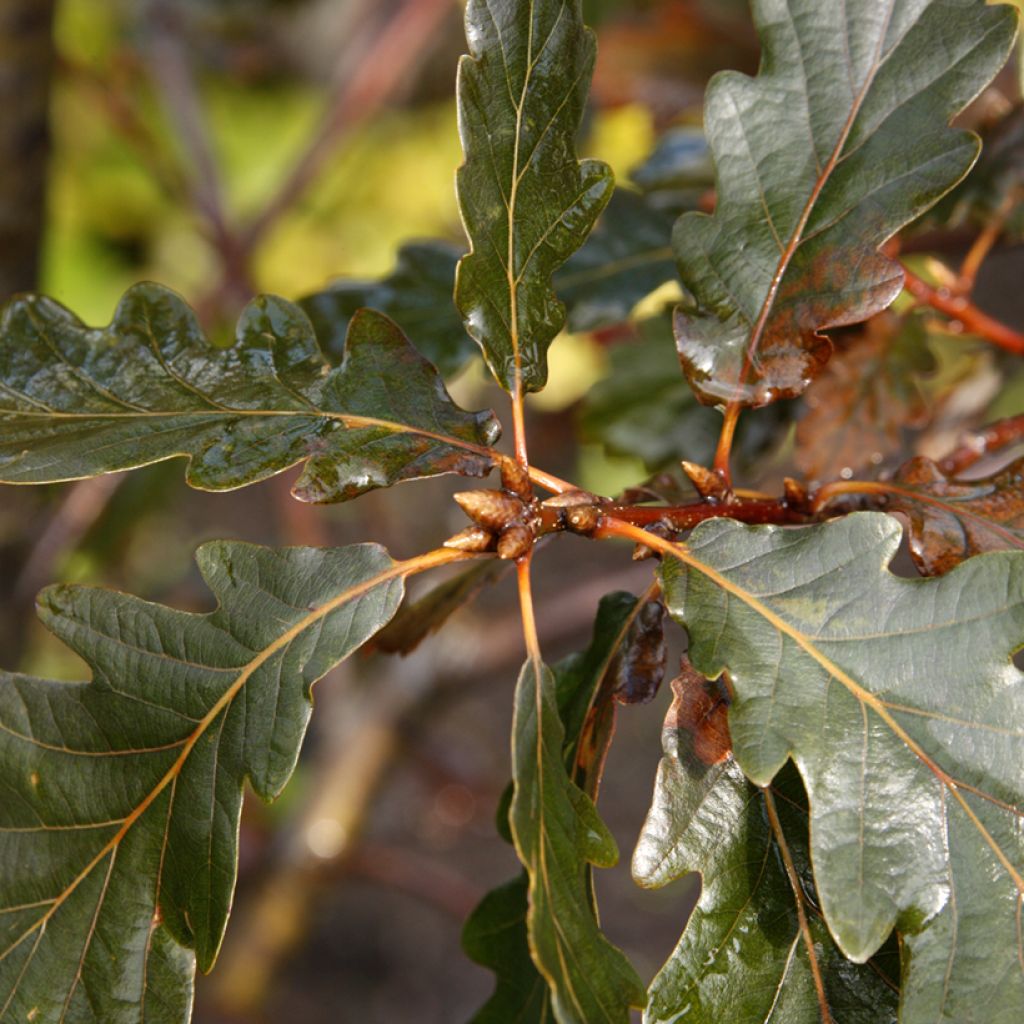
[
  {"xmin": 887, "ymin": 454, "xmax": 1024, "ymax": 575},
  {"xmin": 665, "ymin": 657, "xmax": 732, "ymax": 765}
]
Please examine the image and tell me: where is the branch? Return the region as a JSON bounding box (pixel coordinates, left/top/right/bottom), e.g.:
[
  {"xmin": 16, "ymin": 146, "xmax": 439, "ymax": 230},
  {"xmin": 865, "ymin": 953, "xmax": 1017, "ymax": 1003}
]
[{"xmin": 902, "ymin": 265, "xmax": 1024, "ymax": 356}]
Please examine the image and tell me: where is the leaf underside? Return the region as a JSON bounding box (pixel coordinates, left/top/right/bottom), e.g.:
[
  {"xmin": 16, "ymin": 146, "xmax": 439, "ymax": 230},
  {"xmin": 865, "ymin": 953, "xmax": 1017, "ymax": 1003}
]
[
  {"xmin": 455, "ymin": 0, "xmax": 614, "ymax": 395},
  {"xmin": 0, "ymin": 542, "xmax": 407, "ymax": 1022},
  {"xmin": 674, "ymin": 0, "xmax": 1017, "ymax": 407},
  {"xmin": 658, "ymin": 513, "xmax": 1024, "ymax": 1023},
  {"xmin": 0, "ymin": 284, "xmax": 499, "ymax": 502}
]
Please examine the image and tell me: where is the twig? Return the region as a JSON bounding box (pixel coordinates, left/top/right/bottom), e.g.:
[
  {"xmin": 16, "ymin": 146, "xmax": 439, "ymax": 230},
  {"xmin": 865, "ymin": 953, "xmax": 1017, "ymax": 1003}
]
[
  {"xmin": 902, "ymin": 265, "xmax": 1024, "ymax": 356},
  {"xmin": 955, "ymin": 188, "xmax": 1020, "ymax": 295},
  {"xmin": 937, "ymin": 413, "xmax": 1024, "ymax": 475},
  {"xmin": 762, "ymin": 786, "xmax": 833, "ymax": 1023},
  {"xmin": 14, "ymin": 474, "xmax": 126, "ymax": 602}
]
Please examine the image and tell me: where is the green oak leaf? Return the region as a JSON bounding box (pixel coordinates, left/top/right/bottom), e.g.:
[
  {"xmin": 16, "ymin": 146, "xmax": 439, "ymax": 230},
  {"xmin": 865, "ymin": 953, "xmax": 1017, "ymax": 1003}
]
[
  {"xmin": 0, "ymin": 541, "xmax": 434, "ymax": 1022},
  {"xmin": 656, "ymin": 512, "xmax": 1024, "ymax": 1022},
  {"xmin": 0, "ymin": 283, "xmax": 499, "ymax": 501},
  {"xmin": 298, "ymin": 241, "xmax": 476, "ymax": 379},
  {"xmin": 465, "ymin": 594, "xmax": 646, "ymax": 1023},
  {"xmin": 455, "ymin": 0, "xmax": 614, "ymax": 395},
  {"xmin": 509, "ymin": 655, "xmax": 646, "ymax": 1024},
  {"xmin": 635, "ymin": 690, "xmax": 899, "ymax": 1023},
  {"xmin": 673, "ymin": 0, "xmax": 1017, "ymax": 407}
]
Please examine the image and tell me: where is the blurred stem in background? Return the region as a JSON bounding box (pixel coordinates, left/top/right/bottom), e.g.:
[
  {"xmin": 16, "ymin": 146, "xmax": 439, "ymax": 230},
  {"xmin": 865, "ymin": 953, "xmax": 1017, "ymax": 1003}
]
[{"xmin": 0, "ymin": 0, "xmax": 56, "ymax": 297}]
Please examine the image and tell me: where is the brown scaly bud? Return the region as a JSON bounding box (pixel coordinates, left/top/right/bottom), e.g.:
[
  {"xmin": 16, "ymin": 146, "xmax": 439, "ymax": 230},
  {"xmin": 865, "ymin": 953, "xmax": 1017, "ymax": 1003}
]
[
  {"xmin": 681, "ymin": 460, "xmax": 730, "ymax": 502},
  {"xmin": 783, "ymin": 476, "xmax": 810, "ymax": 513},
  {"xmin": 443, "ymin": 526, "xmax": 496, "ymax": 553},
  {"xmin": 496, "ymin": 524, "xmax": 533, "ymax": 560},
  {"xmin": 565, "ymin": 504, "xmax": 600, "ymax": 535},
  {"xmin": 499, "ymin": 457, "xmax": 533, "ymax": 501},
  {"xmin": 632, "ymin": 519, "xmax": 674, "ymax": 561},
  {"xmin": 453, "ymin": 489, "xmax": 525, "ymax": 532},
  {"xmin": 540, "ymin": 489, "xmax": 602, "ymax": 509}
]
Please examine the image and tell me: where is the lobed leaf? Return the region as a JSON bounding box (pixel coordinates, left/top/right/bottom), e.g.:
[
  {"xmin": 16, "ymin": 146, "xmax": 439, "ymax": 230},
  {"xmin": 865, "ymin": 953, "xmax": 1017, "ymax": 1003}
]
[
  {"xmin": 657, "ymin": 512, "xmax": 1024, "ymax": 1022},
  {"xmin": 634, "ymin": 687, "xmax": 899, "ymax": 1023},
  {"xmin": 0, "ymin": 283, "xmax": 499, "ymax": 501},
  {"xmin": 298, "ymin": 241, "xmax": 476, "ymax": 379},
  {"xmin": 673, "ymin": 0, "xmax": 1017, "ymax": 407},
  {"xmin": 0, "ymin": 541, "xmax": 421, "ymax": 1021},
  {"xmin": 885, "ymin": 453, "xmax": 1024, "ymax": 574},
  {"xmin": 465, "ymin": 593, "xmax": 643, "ymax": 1023},
  {"xmin": 455, "ymin": 0, "xmax": 614, "ymax": 395}
]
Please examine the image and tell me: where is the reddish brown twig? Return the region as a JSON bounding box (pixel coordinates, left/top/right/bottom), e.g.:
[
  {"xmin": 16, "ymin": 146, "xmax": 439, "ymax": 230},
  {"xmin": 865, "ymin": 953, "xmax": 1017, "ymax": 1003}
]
[
  {"xmin": 937, "ymin": 413, "xmax": 1024, "ymax": 476},
  {"xmin": 902, "ymin": 265, "xmax": 1024, "ymax": 356}
]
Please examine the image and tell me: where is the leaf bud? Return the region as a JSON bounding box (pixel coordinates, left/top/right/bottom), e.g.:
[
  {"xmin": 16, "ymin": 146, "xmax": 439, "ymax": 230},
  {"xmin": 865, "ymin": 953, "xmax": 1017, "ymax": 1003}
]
[
  {"xmin": 443, "ymin": 526, "xmax": 496, "ymax": 552},
  {"xmin": 453, "ymin": 489, "xmax": 525, "ymax": 532},
  {"xmin": 541, "ymin": 488, "xmax": 602, "ymax": 509},
  {"xmin": 565, "ymin": 504, "xmax": 600, "ymax": 535},
  {"xmin": 499, "ymin": 457, "xmax": 533, "ymax": 500},
  {"xmin": 681, "ymin": 460, "xmax": 730, "ymax": 501},
  {"xmin": 496, "ymin": 524, "xmax": 533, "ymax": 560}
]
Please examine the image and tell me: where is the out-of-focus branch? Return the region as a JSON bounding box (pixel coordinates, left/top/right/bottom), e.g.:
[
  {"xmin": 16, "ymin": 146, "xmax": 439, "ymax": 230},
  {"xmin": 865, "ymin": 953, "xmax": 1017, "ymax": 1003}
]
[
  {"xmin": 239, "ymin": 0, "xmax": 456, "ymax": 252},
  {"xmin": 0, "ymin": 0, "xmax": 56, "ymax": 297},
  {"xmin": 14, "ymin": 474, "xmax": 126, "ymax": 603},
  {"xmin": 902, "ymin": 264, "xmax": 1024, "ymax": 356}
]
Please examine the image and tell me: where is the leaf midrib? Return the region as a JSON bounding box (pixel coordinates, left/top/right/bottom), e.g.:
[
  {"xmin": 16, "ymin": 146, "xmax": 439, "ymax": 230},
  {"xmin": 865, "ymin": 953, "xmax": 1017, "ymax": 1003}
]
[
  {"xmin": 736, "ymin": 0, "xmax": 898, "ymax": 386},
  {"xmin": 0, "ymin": 552, "xmax": 458, "ymax": 984},
  {"xmin": 607, "ymin": 518, "xmax": 1024, "ymax": 900}
]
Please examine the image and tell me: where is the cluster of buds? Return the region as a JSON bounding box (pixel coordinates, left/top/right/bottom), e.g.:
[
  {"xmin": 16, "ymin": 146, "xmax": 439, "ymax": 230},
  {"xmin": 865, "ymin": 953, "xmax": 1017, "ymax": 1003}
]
[
  {"xmin": 444, "ymin": 458, "xmax": 539, "ymax": 560},
  {"xmin": 444, "ymin": 459, "xmax": 608, "ymax": 560}
]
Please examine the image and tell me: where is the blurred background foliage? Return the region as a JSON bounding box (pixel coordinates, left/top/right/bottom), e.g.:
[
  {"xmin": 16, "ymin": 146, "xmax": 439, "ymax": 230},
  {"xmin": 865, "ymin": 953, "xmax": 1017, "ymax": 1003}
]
[{"xmin": 1, "ymin": 0, "xmax": 1022, "ymax": 1020}]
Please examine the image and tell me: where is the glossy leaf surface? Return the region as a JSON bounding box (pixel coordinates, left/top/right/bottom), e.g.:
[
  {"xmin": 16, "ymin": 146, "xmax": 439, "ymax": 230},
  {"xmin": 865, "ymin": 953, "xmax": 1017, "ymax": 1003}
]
[
  {"xmin": 455, "ymin": 0, "xmax": 614, "ymax": 394},
  {"xmin": 886, "ymin": 453, "xmax": 1024, "ymax": 574},
  {"xmin": 673, "ymin": 0, "xmax": 1016, "ymax": 406},
  {"xmin": 465, "ymin": 593, "xmax": 642, "ymax": 1022},
  {"xmin": 635, "ymin": 689, "xmax": 899, "ymax": 1024},
  {"xmin": 298, "ymin": 241, "xmax": 475, "ymax": 378},
  {"xmin": 0, "ymin": 284, "xmax": 499, "ymax": 501},
  {"xmin": 658, "ymin": 513, "xmax": 1024, "ymax": 1022},
  {"xmin": 0, "ymin": 541, "xmax": 414, "ymax": 1021}
]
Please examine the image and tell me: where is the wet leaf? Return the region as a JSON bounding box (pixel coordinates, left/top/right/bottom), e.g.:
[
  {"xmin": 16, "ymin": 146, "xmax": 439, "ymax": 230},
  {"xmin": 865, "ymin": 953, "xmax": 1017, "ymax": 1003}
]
[
  {"xmin": 557, "ymin": 189, "xmax": 676, "ymax": 333},
  {"xmin": 298, "ymin": 241, "xmax": 475, "ymax": 379},
  {"xmin": 795, "ymin": 312, "xmax": 934, "ymax": 484},
  {"xmin": 0, "ymin": 541, "xmax": 416, "ymax": 1021},
  {"xmin": 658, "ymin": 513, "xmax": 1024, "ymax": 1022},
  {"xmin": 673, "ymin": 0, "xmax": 1016, "ymax": 407},
  {"xmin": 465, "ymin": 593, "xmax": 646, "ymax": 1023},
  {"xmin": 0, "ymin": 284, "xmax": 500, "ymax": 501},
  {"xmin": 635, "ymin": 686, "xmax": 900, "ymax": 1024},
  {"xmin": 885, "ymin": 453, "xmax": 1024, "ymax": 574},
  {"xmin": 455, "ymin": 0, "xmax": 614, "ymax": 395}
]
